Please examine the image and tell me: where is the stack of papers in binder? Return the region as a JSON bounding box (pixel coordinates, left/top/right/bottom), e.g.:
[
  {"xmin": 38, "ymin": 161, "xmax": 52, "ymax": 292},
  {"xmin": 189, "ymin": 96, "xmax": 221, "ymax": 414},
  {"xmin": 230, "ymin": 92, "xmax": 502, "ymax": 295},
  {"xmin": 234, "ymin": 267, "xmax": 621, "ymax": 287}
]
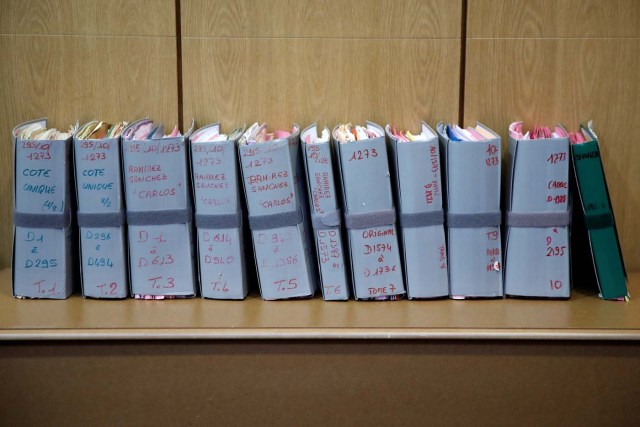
[
  {"xmin": 569, "ymin": 122, "xmax": 628, "ymax": 300},
  {"xmin": 121, "ymin": 118, "xmax": 196, "ymax": 299},
  {"xmin": 301, "ymin": 124, "xmax": 349, "ymax": 300},
  {"xmin": 190, "ymin": 122, "xmax": 248, "ymax": 299},
  {"xmin": 504, "ymin": 122, "xmax": 571, "ymax": 298},
  {"xmin": 332, "ymin": 122, "xmax": 405, "ymax": 300},
  {"xmin": 74, "ymin": 120, "xmax": 129, "ymax": 298},
  {"xmin": 238, "ymin": 122, "xmax": 317, "ymax": 300},
  {"xmin": 386, "ymin": 122, "xmax": 448, "ymax": 299},
  {"xmin": 437, "ymin": 122, "xmax": 503, "ymax": 298},
  {"xmin": 12, "ymin": 119, "xmax": 76, "ymax": 299},
  {"xmin": 16, "ymin": 121, "xmax": 74, "ymax": 140}
]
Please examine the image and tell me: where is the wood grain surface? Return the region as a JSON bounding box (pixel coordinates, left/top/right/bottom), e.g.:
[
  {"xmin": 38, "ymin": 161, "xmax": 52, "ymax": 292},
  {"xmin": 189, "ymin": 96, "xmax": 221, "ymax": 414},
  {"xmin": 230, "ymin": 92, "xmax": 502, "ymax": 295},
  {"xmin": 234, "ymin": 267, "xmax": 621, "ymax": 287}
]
[
  {"xmin": 0, "ymin": 0, "xmax": 175, "ymax": 36},
  {"xmin": 181, "ymin": 0, "xmax": 461, "ymax": 39},
  {"xmin": 2, "ymin": 268, "xmax": 640, "ymax": 339},
  {"xmin": 1, "ymin": 340, "xmax": 640, "ymax": 426},
  {"xmin": 468, "ymin": 0, "xmax": 640, "ymax": 38},
  {"xmin": 182, "ymin": 37, "xmax": 460, "ymax": 131}
]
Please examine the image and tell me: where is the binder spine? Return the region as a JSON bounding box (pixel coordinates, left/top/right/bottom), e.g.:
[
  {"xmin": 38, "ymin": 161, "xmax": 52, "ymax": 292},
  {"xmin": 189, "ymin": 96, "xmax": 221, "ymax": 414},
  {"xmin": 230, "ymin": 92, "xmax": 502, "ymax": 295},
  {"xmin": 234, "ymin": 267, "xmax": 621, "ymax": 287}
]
[
  {"xmin": 73, "ymin": 133, "xmax": 128, "ymax": 299},
  {"xmin": 504, "ymin": 135, "xmax": 571, "ymax": 298},
  {"xmin": 12, "ymin": 119, "xmax": 74, "ymax": 299},
  {"xmin": 334, "ymin": 122, "xmax": 405, "ymax": 300},
  {"xmin": 191, "ymin": 124, "xmax": 247, "ymax": 299},
  {"xmin": 386, "ymin": 124, "xmax": 448, "ymax": 299},
  {"xmin": 571, "ymin": 137, "xmax": 628, "ymax": 300},
  {"xmin": 121, "ymin": 119, "xmax": 196, "ymax": 297},
  {"xmin": 239, "ymin": 125, "xmax": 317, "ymax": 300},
  {"xmin": 302, "ymin": 125, "xmax": 349, "ymax": 301},
  {"xmin": 437, "ymin": 122, "xmax": 503, "ymax": 298}
]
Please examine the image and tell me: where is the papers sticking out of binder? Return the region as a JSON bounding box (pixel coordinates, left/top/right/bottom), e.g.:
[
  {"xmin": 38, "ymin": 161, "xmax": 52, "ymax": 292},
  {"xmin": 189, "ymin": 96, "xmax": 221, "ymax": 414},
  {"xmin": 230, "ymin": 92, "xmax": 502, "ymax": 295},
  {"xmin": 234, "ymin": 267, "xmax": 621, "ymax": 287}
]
[
  {"xmin": 13, "ymin": 119, "xmax": 77, "ymax": 299},
  {"xmin": 437, "ymin": 122, "xmax": 503, "ymax": 299},
  {"xmin": 190, "ymin": 123, "xmax": 248, "ymax": 299},
  {"xmin": 238, "ymin": 122, "xmax": 318, "ymax": 300},
  {"xmin": 16, "ymin": 121, "xmax": 75, "ymax": 140},
  {"xmin": 569, "ymin": 122, "xmax": 628, "ymax": 301},
  {"xmin": 504, "ymin": 122, "xmax": 571, "ymax": 299},
  {"xmin": 301, "ymin": 124, "xmax": 350, "ymax": 301},
  {"xmin": 333, "ymin": 122, "xmax": 405, "ymax": 300},
  {"xmin": 386, "ymin": 122, "xmax": 448, "ymax": 299},
  {"xmin": 74, "ymin": 120, "xmax": 129, "ymax": 299},
  {"xmin": 76, "ymin": 120, "xmax": 127, "ymax": 140},
  {"xmin": 121, "ymin": 119, "xmax": 197, "ymax": 300}
]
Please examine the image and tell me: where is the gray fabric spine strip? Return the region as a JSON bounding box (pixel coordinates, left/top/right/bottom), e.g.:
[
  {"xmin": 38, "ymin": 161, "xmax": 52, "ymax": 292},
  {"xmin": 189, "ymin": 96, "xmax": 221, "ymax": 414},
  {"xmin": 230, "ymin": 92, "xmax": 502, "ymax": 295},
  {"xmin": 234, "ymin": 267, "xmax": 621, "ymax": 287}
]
[
  {"xmin": 447, "ymin": 211, "xmax": 501, "ymax": 228},
  {"xmin": 585, "ymin": 212, "xmax": 614, "ymax": 230},
  {"xmin": 77, "ymin": 211, "xmax": 125, "ymax": 228},
  {"xmin": 506, "ymin": 211, "xmax": 571, "ymax": 228},
  {"xmin": 399, "ymin": 209, "xmax": 444, "ymax": 228},
  {"xmin": 127, "ymin": 208, "xmax": 192, "ymax": 226},
  {"xmin": 248, "ymin": 207, "xmax": 303, "ymax": 231},
  {"xmin": 311, "ymin": 210, "xmax": 341, "ymax": 230},
  {"xmin": 13, "ymin": 210, "xmax": 71, "ymax": 229},
  {"xmin": 344, "ymin": 208, "xmax": 396, "ymax": 230},
  {"xmin": 195, "ymin": 212, "xmax": 242, "ymax": 229}
]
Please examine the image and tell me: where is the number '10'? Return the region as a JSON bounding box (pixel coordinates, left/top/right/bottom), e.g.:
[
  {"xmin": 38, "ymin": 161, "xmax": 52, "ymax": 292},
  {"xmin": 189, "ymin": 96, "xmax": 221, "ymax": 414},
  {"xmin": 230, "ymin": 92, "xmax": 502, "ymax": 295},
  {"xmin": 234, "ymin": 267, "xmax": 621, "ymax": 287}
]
[{"xmin": 550, "ymin": 280, "xmax": 563, "ymax": 290}]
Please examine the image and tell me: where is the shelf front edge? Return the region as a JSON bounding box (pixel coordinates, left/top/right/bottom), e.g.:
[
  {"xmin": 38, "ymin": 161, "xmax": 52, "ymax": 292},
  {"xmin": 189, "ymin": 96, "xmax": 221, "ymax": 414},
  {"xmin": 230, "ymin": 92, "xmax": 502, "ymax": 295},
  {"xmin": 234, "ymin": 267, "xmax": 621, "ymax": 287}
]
[{"xmin": 2, "ymin": 327, "xmax": 640, "ymax": 341}]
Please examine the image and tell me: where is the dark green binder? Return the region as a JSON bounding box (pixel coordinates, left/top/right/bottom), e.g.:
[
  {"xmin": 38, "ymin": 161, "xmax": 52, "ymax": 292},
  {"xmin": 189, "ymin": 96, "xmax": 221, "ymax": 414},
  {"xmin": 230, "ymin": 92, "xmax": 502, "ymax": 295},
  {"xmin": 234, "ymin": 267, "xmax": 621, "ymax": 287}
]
[{"xmin": 570, "ymin": 124, "xmax": 628, "ymax": 300}]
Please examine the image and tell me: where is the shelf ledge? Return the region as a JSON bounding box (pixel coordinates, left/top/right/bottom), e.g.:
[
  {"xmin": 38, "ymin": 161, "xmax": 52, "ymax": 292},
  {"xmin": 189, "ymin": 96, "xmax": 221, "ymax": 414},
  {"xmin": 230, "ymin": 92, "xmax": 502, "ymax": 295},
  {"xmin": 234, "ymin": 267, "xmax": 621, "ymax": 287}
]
[{"xmin": 2, "ymin": 269, "xmax": 639, "ymax": 341}]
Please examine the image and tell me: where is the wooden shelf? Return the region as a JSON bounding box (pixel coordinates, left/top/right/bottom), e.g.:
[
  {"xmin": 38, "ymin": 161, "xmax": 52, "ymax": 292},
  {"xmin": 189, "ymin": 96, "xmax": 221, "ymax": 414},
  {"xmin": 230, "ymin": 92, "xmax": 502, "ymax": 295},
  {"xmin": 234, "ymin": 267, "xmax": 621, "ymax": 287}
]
[{"xmin": 1, "ymin": 268, "xmax": 639, "ymax": 340}]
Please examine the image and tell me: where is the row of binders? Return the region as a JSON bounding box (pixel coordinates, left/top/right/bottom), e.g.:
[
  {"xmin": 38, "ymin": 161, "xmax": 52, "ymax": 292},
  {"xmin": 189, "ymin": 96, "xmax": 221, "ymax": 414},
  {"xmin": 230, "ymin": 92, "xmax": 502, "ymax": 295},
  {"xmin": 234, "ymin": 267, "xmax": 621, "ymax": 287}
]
[{"xmin": 11, "ymin": 118, "xmax": 628, "ymax": 301}]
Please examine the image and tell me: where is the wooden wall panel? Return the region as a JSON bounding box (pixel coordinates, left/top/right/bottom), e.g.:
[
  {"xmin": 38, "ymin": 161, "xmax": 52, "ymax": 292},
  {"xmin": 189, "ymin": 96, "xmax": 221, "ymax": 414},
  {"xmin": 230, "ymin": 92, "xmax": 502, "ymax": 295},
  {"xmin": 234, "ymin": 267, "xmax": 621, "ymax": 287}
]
[
  {"xmin": 182, "ymin": 38, "xmax": 460, "ymax": 131},
  {"xmin": 468, "ymin": 0, "xmax": 640, "ymax": 38},
  {"xmin": 0, "ymin": 0, "xmax": 175, "ymax": 36},
  {"xmin": 465, "ymin": 1, "xmax": 640, "ymax": 271},
  {"xmin": 182, "ymin": 0, "xmax": 461, "ymax": 38},
  {"xmin": 0, "ymin": 1, "xmax": 178, "ymax": 269},
  {"xmin": 181, "ymin": 0, "xmax": 462, "ymax": 135},
  {"xmin": 0, "ymin": 36, "xmax": 178, "ymax": 127}
]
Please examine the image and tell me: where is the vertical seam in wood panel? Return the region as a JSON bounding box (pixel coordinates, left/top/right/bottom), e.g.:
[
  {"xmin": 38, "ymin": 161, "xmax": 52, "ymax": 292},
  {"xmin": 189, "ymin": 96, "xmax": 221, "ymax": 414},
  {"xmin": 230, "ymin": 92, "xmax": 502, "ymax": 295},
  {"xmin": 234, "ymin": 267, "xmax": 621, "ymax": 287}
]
[
  {"xmin": 458, "ymin": 0, "xmax": 468, "ymax": 124},
  {"xmin": 175, "ymin": 0, "xmax": 184, "ymax": 131}
]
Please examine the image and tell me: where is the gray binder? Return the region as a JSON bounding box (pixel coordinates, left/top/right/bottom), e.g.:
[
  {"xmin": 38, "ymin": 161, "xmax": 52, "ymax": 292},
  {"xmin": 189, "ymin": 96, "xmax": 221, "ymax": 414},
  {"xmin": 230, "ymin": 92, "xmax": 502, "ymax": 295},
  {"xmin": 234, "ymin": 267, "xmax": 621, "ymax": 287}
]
[
  {"xmin": 73, "ymin": 122, "xmax": 128, "ymax": 298},
  {"xmin": 504, "ymin": 131, "xmax": 571, "ymax": 298},
  {"xmin": 301, "ymin": 124, "xmax": 349, "ymax": 300},
  {"xmin": 437, "ymin": 122, "xmax": 503, "ymax": 298},
  {"xmin": 190, "ymin": 122, "xmax": 248, "ymax": 299},
  {"xmin": 386, "ymin": 122, "xmax": 448, "ymax": 299},
  {"xmin": 333, "ymin": 121, "xmax": 405, "ymax": 300},
  {"xmin": 12, "ymin": 119, "xmax": 74, "ymax": 299},
  {"xmin": 121, "ymin": 118, "xmax": 197, "ymax": 297},
  {"xmin": 238, "ymin": 124, "xmax": 317, "ymax": 300}
]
